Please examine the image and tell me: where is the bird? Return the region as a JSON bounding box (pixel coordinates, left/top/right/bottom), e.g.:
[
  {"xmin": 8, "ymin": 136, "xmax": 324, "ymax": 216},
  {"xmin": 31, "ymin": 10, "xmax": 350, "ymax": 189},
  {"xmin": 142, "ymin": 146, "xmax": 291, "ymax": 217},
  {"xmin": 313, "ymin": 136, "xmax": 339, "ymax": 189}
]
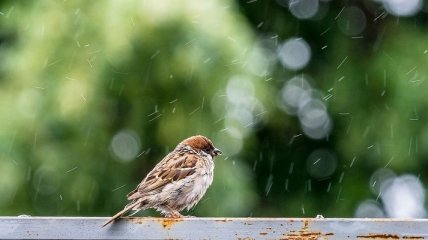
[{"xmin": 102, "ymin": 135, "xmax": 222, "ymax": 227}]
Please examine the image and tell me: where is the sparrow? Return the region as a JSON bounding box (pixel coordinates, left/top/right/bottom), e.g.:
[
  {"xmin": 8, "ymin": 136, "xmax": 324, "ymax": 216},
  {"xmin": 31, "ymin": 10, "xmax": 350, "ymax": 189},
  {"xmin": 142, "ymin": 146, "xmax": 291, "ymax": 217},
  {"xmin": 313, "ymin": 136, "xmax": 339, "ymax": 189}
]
[{"xmin": 103, "ymin": 135, "xmax": 222, "ymax": 227}]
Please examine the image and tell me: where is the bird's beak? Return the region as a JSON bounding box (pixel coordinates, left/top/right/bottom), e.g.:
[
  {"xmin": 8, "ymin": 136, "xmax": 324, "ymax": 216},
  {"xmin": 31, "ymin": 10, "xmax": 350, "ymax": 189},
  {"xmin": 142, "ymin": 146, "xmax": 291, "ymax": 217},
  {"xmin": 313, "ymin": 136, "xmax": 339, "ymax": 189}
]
[{"xmin": 212, "ymin": 148, "xmax": 222, "ymax": 157}]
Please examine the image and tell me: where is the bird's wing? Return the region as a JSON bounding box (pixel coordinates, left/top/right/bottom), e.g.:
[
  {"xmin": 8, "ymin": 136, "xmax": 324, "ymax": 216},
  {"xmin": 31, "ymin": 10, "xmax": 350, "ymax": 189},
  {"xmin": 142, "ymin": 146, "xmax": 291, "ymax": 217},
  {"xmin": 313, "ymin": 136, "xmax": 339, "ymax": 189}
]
[{"xmin": 127, "ymin": 152, "xmax": 199, "ymax": 200}]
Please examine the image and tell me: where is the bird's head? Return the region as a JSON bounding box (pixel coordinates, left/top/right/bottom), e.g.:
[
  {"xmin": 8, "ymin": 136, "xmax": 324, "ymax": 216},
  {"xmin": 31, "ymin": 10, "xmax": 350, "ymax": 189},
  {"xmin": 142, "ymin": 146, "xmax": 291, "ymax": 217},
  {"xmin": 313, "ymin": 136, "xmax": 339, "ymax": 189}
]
[{"xmin": 180, "ymin": 135, "xmax": 222, "ymax": 158}]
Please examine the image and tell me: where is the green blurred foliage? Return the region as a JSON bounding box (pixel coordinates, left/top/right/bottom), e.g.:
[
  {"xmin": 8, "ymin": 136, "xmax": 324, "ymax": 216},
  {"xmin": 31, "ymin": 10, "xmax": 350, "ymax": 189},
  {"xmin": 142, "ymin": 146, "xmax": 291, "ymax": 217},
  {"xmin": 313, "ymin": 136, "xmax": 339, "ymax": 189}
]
[
  {"xmin": 0, "ymin": 0, "xmax": 427, "ymax": 218},
  {"xmin": 0, "ymin": 0, "xmax": 264, "ymax": 216}
]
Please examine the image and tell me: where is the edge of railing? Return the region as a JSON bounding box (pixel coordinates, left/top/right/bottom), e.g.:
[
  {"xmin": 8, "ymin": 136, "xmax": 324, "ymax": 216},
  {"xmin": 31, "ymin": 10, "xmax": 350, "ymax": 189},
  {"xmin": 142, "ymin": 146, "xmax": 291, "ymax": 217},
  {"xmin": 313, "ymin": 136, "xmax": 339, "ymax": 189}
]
[{"xmin": 1, "ymin": 217, "xmax": 428, "ymax": 239}]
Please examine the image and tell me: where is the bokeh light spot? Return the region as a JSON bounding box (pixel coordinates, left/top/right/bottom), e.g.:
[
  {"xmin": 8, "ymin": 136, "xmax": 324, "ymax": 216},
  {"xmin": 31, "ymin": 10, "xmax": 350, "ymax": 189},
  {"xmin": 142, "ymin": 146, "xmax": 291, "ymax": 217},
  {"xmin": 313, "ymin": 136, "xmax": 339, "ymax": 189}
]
[
  {"xmin": 380, "ymin": 174, "xmax": 426, "ymax": 218},
  {"xmin": 381, "ymin": 0, "xmax": 422, "ymax": 16},
  {"xmin": 306, "ymin": 149, "xmax": 337, "ymax": 179},
  {"xmin": 110, "ymin": 129, "xmax": 141, "ymax": 162},
  {"xmin": 289, "ymin": 0, "xmax": 319, "ymax": 20},
  {"xmin": 337, "ymin": 6, "xmax": 366, "ymax": 36},
  {"xmin": 354, "ymin": 199, "xmax": 385, "ymax": 218},
  {"xmin": 369, "ymin": 168, "xmax": 396, "ymax": 195},
  {"xmin": 280, "ymin": 75, "xmax": 312, "ymax": 115},
  {"xmin": 298, "ymin": 99, "xmax": 332, "ymax": 139},
  {"xmin": 32, "ymin": 166, "xmax": 60, "ymax": 196},
  {"xmin": 278, "ymin": 38, "xmax": 311, "ymax": 70}
]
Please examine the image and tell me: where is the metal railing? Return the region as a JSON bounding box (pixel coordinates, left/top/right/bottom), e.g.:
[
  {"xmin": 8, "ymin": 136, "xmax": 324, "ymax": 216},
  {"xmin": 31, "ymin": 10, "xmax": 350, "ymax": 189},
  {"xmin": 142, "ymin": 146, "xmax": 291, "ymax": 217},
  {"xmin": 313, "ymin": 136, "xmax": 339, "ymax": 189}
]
[{"xmin": 1, "ymin": 217, "xmax": 428, "ymax": 239}]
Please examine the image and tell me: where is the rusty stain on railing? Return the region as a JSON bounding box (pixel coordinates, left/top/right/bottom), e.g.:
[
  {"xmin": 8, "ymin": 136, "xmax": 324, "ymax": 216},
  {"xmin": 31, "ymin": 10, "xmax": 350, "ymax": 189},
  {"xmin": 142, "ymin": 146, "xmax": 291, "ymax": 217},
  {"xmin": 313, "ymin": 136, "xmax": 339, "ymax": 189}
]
[
  {"xmin": 126, "ymin": 217, "xmax": 184, "ymax": 230},
  {"xmin": 357, "ymin": 235, "xmax": 424, "ymax": 239},
  {"xmin": 278, "ymin": 218, "xmax": 334, "ymax": 240}
]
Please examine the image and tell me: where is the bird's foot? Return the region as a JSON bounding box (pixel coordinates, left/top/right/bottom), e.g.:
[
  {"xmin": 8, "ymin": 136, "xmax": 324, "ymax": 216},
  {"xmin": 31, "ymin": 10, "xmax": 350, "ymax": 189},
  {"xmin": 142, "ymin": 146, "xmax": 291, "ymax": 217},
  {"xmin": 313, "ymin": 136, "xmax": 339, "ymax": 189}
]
[{"xmin": 164, "ymin": 211, "xmax": 183, "ymax": 218}]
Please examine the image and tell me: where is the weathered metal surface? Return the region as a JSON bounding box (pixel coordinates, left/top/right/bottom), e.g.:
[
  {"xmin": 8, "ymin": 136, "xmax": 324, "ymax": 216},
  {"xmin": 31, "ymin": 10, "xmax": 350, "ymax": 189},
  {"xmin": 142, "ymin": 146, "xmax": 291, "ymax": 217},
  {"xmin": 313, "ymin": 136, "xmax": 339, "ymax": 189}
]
[{"xmin": 0, "ymin": 217, "xmax": 427, "ymax": 239}]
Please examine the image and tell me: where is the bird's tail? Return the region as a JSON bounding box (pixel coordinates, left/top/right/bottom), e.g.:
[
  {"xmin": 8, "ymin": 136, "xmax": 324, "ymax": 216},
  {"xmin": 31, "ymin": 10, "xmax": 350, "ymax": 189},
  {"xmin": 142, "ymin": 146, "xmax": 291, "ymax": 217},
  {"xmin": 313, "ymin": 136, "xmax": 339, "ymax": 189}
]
[{"xmin": 102, "ymin": 199, "xmax": 143, "ymax": 227}]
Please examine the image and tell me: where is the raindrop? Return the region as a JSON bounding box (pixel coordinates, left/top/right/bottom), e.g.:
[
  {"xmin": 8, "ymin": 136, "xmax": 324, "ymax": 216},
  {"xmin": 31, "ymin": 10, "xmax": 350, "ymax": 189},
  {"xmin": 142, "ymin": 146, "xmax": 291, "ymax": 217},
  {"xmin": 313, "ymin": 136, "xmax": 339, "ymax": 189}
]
[
  {"xmin": 285, "ymin": 178, "xmax": 289, "ymax": 191},
  {"xmin": 65, "ymin": 166, "xmax": 78, "ymax": 174},
  {"xmin": 265, "ymin": 175, "xmax": 274, "ymax": 196},
  {"xmin": 306, "ymin": 179, "xmax": 312, "ymax": 192},
  {"xmin": 252, "ymin": 159, "xmax": 258, "ymax": 172},
  {"xmin": 289, "ymin": 162, "xmax": 295, "ymax": 174},
  {"xmin": 338, "ymin": 171, "xmax": 345, "ymax": 183},
  {"xmin": 326, "ymin": 181, "xmax": 332, "ymax": 192},
  {"xmin": 336, "ymin": 187, "xmax": 343, "ymax": 202},
  {"xmin": 278, "ymin": 38, "xmax": 311, "ymax": 70},
  {"xmin": 349, "ymin": 156, "xmax": 357, "ymax": 167},
  {"xmin": 112, "ymin": 184, "xmax": 126, "ymax": 192},
  {"xmin": 110, "ymin": 129, "xmax": 141, "ymax": 162}
]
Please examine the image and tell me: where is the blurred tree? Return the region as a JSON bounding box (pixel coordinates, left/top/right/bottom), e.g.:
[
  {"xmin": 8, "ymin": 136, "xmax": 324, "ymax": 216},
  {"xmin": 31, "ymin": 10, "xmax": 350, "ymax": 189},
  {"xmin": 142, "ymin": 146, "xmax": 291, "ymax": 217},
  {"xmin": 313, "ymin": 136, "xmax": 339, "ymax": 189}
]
[
  {"xmin": 1, "ymin": 0, "xmax": 428, "ymax": 219},
  {"xmin": 0, "ymin": 0, "xmax": 267, "ymax": 216}
]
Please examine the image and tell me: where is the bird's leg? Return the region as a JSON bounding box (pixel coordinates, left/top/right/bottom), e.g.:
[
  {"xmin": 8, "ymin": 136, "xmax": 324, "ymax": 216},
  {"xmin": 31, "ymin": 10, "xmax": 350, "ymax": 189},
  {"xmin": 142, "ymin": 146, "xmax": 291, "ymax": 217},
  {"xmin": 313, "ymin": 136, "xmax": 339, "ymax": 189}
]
[
  {"xmin": 165, "ymin": 211, "xmax": 183, "ymax": 218},
  {"xmin": 163, "ymin": 206, "xmax": 183, "ymax": 218}
]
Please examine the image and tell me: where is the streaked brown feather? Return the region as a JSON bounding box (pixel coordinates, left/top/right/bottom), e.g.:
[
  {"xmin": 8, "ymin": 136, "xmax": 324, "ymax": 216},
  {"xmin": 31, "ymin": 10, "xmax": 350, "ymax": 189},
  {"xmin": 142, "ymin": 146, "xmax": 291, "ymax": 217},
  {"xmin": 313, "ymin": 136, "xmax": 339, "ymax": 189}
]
[{"xmin": 127, "ymin": 152, "xmax": 199, "ymax": 200}]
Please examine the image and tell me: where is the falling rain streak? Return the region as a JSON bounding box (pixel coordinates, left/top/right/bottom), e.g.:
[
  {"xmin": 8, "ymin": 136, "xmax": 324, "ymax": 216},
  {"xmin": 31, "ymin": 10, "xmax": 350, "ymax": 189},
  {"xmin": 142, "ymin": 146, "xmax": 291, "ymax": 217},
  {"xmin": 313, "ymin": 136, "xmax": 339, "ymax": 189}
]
[{"xmin": 265, "ymin": 175, "xmax": 273, "ymax": 196}]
